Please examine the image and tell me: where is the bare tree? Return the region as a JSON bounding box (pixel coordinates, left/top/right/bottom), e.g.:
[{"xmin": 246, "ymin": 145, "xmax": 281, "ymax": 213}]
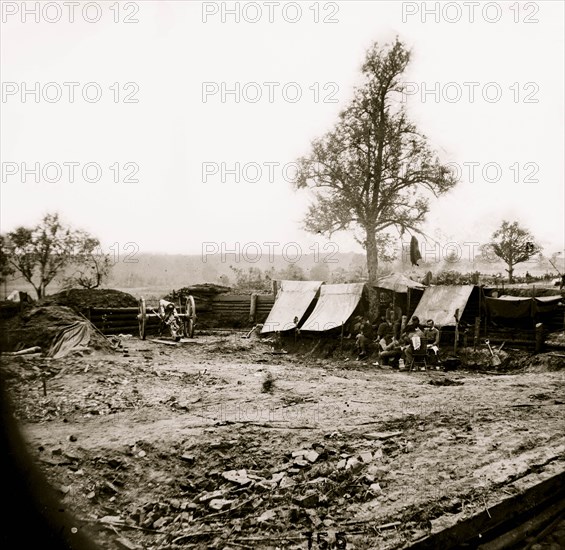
[
  {"xmin": 62, "ymin": 234, "xmax": 112, "ymax": 290},
  {"xmin": 3, "ymin": 213, "xmax": 108, "ymax": 298},
  {"xmin": 0, "ymin": 235, "xmax": 15, "ymax": 287},
  {"xmin": 294, "ymin": 38, "xmax": 458, "ymax": 285}
]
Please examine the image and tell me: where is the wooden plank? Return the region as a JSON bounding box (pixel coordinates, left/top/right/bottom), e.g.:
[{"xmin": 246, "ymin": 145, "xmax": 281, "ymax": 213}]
[
  {"xmin": 90, "ymin": 307, "xmax": 139, "ymax": 314},
  {"xmin": 212, "ymin": 295, "xmax": 252, "ymax": 302},
  {"xmin": 407, "ymin": 470, "xmax": 565, "ymax": 550}
]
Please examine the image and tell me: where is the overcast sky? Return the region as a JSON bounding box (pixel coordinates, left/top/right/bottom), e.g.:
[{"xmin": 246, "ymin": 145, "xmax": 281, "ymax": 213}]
[{"xmin": 1, "ymin": 1, "xmax": 563, "ymax": 264}]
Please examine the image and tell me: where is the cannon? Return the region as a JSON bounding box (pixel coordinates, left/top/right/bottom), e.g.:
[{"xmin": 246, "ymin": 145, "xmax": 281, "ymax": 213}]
[{"xmin": 137, "ymin": 295, "xmax": 196, "ymax": 340}]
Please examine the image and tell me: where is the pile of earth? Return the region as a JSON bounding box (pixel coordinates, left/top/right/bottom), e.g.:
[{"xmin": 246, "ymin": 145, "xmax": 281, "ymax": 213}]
[
  {"xmin": 164, "ymin": 283, "xmax": 274, "ymax": 301},
  {"xmin": 513, "ymin": 351, "xmax": 565, "ymax": 373},
  {"xmin": 40, "ymin": 289, "xmax": 138, "ymax": 311},
  {"xmin": 0, "ymin": 305, "xmax": 114, "ymax": 354},
  {"xmin": 164, "ymin": 283, "xmax": 232, "ymax": 302}
]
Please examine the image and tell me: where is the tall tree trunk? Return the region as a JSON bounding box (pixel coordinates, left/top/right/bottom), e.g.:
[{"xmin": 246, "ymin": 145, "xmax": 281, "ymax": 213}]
[
  {"xmin": 365, "ymin": 229, "xmax": 380, "ymax": 321},
  {"xmin": 34, "ymin": 287, "xmax": 42, "ymax": 300},
  {"xmin": 506, "ymin": 265, "xmax": 514, "ymax": 284},
  {"xmin": 365, "ymin": 229, "xmax": 379, "ymax": 285}
]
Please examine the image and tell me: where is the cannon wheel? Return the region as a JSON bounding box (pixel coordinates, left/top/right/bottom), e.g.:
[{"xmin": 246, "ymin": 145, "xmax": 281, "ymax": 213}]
[
  {"xmin": 185, "ymin": 295, "xmax": 196, "ymax": 338},
  {"xmin": 138, "ymin": 297, "xmax": 147, "ymax": 340}
]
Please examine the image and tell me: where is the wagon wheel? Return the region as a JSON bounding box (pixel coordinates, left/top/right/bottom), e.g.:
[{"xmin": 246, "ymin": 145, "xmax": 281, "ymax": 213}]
[
  {"xmin": 185, "ymin": 295, "xmax": 196, "ymax": 338},
  {"xmin": 138, "ymin": 297, "xmax": 147, "ymax": 340}
]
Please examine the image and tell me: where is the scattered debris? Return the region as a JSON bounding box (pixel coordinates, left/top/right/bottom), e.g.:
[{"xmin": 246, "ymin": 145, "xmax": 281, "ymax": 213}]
[
  {"xmin": 2, "ymin": 346, "xmax": 42, "ymax": 356},
  {"xmin": 222, "ymin": 469, "xmax": 252, "ymax": 486},
  {"xmin": 428, "ymin": 377, "xmax": 465, "ymax": 386},
  {"xmin": 363, "ymin": 431, "xmax": 403, "ymax": 440},
  {"xmin": 261, "ymin": 371, "xmax": 276, "ymax": 393}
]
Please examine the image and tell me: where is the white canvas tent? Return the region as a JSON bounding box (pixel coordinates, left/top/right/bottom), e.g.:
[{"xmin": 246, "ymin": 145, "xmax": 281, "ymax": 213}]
[{"xmin": 261, "ymin": 280, "xmax": 323, "ymax": 334}]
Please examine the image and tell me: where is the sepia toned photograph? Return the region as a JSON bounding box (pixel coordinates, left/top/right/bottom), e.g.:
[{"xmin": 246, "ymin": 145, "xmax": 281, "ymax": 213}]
[{"xmin": 1, "ymin": 1, "xmax": 564, "ymax": 549}]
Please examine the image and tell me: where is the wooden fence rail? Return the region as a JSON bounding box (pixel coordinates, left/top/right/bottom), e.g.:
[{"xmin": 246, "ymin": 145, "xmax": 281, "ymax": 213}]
[{"xmin": 86, "ymin": 294, "xmax": 275, "ymax": 335}]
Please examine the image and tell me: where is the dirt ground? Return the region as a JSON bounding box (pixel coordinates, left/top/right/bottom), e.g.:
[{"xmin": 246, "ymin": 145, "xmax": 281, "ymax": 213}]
[{"xmin": 2, "ymin": 332, "xmax": 565, "ymax": 550}]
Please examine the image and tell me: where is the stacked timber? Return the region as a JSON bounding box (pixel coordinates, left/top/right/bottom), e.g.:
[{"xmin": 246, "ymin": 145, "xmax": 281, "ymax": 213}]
[
  {"xmin": 87, "ymin": 291, "xmax": 276, "ymax": 333},
  {"xmin": 88, "ymin": 307, "xmax": 143, "ymax": 335}
]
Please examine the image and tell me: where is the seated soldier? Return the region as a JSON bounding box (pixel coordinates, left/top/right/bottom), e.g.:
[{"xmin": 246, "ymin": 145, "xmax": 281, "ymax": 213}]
[
  {"xmin": 158, "ymin": 299, "xmax": 181, "ymax": 341},
  {"xmin": 377, "ymin": 334, "xmax": 402, "ymax": 367},
  {"xmin": 402, "ymin": 326, "xmax": 425, "ymax": 369},
  {"xmin": 402, "ymin": 315, "xmax": 424, "ymax": 335},
  {"xmin": 361, "ymin": 318, "xmax": 374, "ymax": 339},
  {"xmin": 423, "ymin": 319, "xmax": 440, "ymax": 365},
  {"xmin": 348, "ymin": 315, "xmax": 364, "ymax": 338},
  {"xmin": 376, "ymin": 317, "xmax": 393, "ymax": 339},
  {"xmin": 386, "ymin": 303, "xmax": 403, "ymax": 339},
  {"xmin": 424, "ymin": 319, "xmax": 440, "ymax": 347},
  {"xmin": 355, "ymin": 331, "xmax": 369, "ymax": 360}
]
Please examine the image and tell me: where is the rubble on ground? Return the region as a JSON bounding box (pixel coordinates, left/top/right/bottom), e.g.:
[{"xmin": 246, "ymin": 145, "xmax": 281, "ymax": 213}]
[{"xmin": 2, "ymin": 328, "xmax": 564, "ymax": 549}]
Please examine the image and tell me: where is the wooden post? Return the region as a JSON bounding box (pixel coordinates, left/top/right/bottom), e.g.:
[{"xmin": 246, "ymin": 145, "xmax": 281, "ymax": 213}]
[
  {"xmin": 249, "ymin": 293, "xmax": 257, "ymax": 323},
  {"xmin": 473, "ymin": 317, "xmax": 480, "ymax": 351},
  {"xmin": 535, "ymin": 323, "xmax": 545, "ymax": 353},
  {"xmin": 454, "ymin": 309, "xmax": 460, "ymax": 354},
  {"xmin": 375, "ymin": 288, "xmax": 381, "ymax": 322}
]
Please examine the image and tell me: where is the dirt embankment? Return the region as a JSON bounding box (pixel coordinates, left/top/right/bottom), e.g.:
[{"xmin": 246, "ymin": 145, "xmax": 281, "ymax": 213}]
[
  {"xmin": 1, "ymin": 288, "xmax": 139, "ymax": 353},
  {"xmin": 40, "ymin": 289, "xmax": 138, "ymax": 310},
  {"xmin": 0, "ymin": 305, "xmax": 114, "ymax": 353}
]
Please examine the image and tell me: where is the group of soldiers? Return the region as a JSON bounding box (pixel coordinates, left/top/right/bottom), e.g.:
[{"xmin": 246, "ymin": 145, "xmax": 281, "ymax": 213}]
[{"xmin": 353, "ymin": 304, "xmax": 441, "ymax": 369}]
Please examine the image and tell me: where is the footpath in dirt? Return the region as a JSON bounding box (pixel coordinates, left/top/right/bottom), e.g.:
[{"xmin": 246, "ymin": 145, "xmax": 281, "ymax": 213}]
[{"xmin": 1, "ymin": 332, "xmax": 565, "ymax": 550}]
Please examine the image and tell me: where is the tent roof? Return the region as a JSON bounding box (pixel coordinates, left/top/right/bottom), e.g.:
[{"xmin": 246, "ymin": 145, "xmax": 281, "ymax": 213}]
[
  {"xmin": 411, "ymin": 285, "xmax": 475, "ymax": 327},
  {"xmin": 374, "ymin": 273, "xmax": 426, "ymax": 293},
  {"xmin": 301, "ymin": 283, "xmax": 365, "ymax": 332},
  {"xmin": 261, "ymin": 280, "xmax": 323, "ymax": 333}
]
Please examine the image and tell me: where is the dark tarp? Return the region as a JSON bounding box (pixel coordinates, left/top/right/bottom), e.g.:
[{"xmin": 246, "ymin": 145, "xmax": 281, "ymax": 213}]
[
  {"xmin": 486, "ymin": 296, "xmax": 532, "ymax": 318},
  {"xmin": 410, "ymin": 236, "xmax": 422, "ymax": 266},
  {"xmin": 47, "ymin": 321, "xmax": 92, "ymax": 359},
  {"xmin": 486, "ymin": 295, "xmax": 563, "ymax": 318},
  {"xmin": 533, "ymin": 295, "xmax": 563, "ymax": 314}
]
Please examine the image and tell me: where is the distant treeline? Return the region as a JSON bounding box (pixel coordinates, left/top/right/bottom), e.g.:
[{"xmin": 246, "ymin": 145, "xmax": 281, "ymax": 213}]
[{"xmin": 106, "ymin": 252, "xmax": 559, "ymax": 288}]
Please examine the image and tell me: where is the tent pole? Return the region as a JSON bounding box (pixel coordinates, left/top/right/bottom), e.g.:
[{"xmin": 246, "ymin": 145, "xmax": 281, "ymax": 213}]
[{"xmin": 454, "ymin": 309, "xmax": 460, "ymax": 354}]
